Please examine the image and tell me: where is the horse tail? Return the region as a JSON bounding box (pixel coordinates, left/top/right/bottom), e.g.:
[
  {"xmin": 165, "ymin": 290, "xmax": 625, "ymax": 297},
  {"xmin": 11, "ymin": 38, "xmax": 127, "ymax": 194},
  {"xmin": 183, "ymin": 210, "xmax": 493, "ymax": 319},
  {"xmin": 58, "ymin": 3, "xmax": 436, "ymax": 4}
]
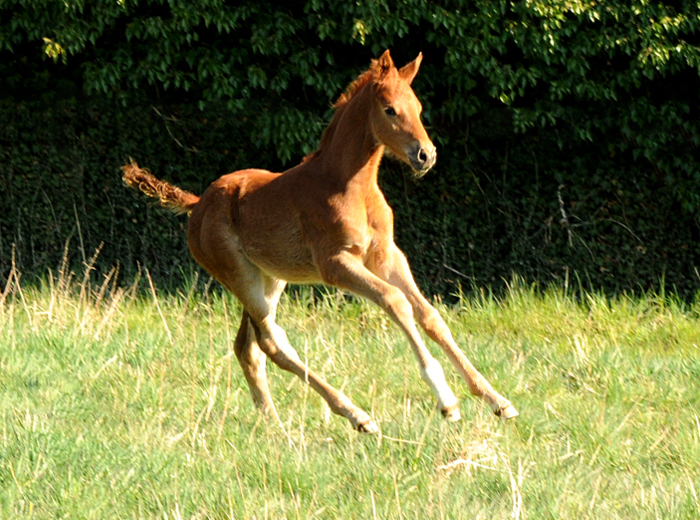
[{"xmin": 122, "ymin": 160, "xmax": 200, "ymax": 215}]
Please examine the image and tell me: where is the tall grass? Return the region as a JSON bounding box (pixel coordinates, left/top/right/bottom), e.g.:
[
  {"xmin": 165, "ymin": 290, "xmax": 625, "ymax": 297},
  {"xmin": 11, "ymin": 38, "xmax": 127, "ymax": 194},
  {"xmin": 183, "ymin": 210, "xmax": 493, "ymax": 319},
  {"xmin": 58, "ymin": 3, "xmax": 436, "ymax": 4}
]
[{"xmin": 1, "ymin": 258, "xmax": 699, "ymax": 519}]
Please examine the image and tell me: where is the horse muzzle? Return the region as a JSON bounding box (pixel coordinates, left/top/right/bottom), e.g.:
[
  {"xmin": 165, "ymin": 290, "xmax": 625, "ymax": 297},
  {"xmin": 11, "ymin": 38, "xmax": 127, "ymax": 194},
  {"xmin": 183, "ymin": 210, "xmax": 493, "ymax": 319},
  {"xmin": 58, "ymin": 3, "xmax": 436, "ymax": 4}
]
[{"xmin": 409, "ymin": 144, "xmax": 437, "ymax": 176}]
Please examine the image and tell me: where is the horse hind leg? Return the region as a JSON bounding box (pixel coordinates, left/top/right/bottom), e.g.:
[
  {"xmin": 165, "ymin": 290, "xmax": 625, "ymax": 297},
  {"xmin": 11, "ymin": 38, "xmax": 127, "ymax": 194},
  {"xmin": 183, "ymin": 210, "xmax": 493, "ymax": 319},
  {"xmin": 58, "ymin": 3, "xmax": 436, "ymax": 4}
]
[
  {"xmin": 244, "ymin": 275, "xmax": 378, "ymax": 432},
  {"xmin": 234, "ymin": 310, "xmax": 278, "ymax": 419},
  {"xmin": 247, "ymin": 314, "xmax": 379, "ymax": 433},
  {"xmin": 202, "ymin": 235, "xmax": 377, "ymax": 433},
  {"xmin": 191, "ymin": 227, "xmax": 282, "ymax": 422}
]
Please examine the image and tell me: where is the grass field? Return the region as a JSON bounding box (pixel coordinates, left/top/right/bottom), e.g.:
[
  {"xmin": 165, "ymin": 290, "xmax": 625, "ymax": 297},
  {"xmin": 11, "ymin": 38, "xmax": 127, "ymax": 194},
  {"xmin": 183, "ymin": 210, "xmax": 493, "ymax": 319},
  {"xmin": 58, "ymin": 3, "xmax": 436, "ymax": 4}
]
[{"xmin": 1, "ymin": 262, "xmax": 699, "ymax": 519}]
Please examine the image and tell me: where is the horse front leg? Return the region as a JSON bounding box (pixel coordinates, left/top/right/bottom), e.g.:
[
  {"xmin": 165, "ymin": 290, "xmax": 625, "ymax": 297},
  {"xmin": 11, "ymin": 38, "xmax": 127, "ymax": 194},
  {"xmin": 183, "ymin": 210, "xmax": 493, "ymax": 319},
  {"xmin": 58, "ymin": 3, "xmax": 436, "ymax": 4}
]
[
  {"xmin": 319, "ymin": 251, "xmax": 461, "ymax": 421},
  {"xmin": 375, "ymin": 245, "xmax": 519, "ymax": 419}
]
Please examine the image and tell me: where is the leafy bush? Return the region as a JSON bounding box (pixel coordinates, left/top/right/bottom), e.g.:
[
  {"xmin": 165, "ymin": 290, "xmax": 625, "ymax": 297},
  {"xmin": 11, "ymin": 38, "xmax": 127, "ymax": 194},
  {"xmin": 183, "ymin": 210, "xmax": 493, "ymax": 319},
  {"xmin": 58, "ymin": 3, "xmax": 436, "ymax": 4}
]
[{"xmin": 1, "ymin": 0, "xmax": 699, "ymax": 297}]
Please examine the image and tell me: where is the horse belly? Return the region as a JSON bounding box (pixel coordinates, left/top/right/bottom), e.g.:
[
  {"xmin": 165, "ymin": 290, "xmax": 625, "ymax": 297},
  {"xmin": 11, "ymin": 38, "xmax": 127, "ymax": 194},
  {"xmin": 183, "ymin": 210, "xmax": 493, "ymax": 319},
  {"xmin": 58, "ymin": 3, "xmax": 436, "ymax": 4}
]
[{"xmin": 239, "ymin": 230, "xmax": 321, "ymax": 284}]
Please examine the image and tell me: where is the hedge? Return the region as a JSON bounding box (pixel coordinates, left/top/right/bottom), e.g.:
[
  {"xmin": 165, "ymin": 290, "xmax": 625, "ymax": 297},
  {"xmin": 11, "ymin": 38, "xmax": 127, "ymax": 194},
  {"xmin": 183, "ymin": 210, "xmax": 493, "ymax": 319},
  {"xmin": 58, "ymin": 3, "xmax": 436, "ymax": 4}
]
[{"xmin": 1, "ymin": 0, "xmax": 699, "ymax": 298}]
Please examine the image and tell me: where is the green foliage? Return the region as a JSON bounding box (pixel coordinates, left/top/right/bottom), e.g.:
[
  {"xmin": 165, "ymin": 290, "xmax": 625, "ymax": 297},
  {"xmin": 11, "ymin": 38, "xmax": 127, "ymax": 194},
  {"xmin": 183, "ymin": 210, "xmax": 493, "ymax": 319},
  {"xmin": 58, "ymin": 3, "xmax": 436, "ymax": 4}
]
[{"xmin": 1, "ymin": 0, "xmax": 699, "ymax": 296}]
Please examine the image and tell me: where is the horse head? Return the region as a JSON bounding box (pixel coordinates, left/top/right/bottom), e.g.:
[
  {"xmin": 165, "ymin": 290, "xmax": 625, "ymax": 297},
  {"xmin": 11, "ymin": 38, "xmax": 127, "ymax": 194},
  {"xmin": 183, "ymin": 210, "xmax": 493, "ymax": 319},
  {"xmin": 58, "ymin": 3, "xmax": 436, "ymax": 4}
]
[{"xmin": 370, "ymin": 50, "xmax": 437, "ymax": 177}]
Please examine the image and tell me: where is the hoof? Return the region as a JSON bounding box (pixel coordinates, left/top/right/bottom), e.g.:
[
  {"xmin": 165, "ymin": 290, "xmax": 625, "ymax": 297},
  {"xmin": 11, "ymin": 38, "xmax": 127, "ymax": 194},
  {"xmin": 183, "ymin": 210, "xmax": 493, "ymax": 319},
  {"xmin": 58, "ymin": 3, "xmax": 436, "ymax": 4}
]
[
  {"xmin": 494, "ymin": 403, "xmax": 519, "ymax": 420},
  {"xmin": 441, "ymin": 403, "xmax": 461, "ymax": 422},
  {"xmin": 355, "ymin": 420, "xmax": 379, "ymax": 434}
]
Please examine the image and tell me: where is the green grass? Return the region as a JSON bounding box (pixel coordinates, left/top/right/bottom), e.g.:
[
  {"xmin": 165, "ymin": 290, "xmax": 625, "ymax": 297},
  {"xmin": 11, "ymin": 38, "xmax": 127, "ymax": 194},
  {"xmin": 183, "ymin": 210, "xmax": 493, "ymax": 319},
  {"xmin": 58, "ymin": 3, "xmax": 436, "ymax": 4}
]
[{"xmin": 1, "ymin": 267, "xmax": 699, "ymax": 519}]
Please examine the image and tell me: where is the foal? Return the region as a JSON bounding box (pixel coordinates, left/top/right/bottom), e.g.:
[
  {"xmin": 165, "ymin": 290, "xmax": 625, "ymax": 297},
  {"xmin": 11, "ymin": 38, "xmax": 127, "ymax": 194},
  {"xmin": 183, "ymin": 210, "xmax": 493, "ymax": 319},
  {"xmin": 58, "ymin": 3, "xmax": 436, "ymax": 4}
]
[{"xmin": 123, "ymin": 51, "xmax": 518, "ymax": 433}]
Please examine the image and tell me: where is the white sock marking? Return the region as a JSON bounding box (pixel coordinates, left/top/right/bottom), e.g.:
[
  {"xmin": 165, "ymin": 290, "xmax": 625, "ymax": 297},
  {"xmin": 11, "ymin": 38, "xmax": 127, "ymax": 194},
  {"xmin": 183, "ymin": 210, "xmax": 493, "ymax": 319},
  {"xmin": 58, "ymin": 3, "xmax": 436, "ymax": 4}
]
[{"xmin": 420, "ymin": 358, "xmax": 458, "ymax": 410}]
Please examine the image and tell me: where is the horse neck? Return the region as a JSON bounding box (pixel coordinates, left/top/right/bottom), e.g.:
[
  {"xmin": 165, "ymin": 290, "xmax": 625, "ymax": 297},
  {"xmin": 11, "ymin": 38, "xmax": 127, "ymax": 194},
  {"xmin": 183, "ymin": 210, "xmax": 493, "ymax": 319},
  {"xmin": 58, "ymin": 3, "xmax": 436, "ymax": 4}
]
[{"xmin": 319, "ymin": 84, "xmax": 384, "ymax": 190}]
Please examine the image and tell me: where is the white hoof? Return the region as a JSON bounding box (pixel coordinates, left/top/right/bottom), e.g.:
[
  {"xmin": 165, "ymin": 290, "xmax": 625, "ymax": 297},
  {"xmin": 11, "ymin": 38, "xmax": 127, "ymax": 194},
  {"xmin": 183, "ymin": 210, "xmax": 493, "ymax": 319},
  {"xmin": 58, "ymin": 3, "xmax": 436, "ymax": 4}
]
[{"xmin": 441, "ymin": 404, "xmax": 462, "ymax": 422}]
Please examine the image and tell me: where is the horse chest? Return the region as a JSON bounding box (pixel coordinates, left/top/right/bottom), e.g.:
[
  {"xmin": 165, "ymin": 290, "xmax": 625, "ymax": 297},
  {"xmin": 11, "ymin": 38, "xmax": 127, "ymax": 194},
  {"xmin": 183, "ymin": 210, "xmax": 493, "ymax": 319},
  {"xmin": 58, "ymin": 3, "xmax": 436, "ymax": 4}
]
[{"xmin": 329, "ymin": 197, "xmax": 394, "ymax": 263}]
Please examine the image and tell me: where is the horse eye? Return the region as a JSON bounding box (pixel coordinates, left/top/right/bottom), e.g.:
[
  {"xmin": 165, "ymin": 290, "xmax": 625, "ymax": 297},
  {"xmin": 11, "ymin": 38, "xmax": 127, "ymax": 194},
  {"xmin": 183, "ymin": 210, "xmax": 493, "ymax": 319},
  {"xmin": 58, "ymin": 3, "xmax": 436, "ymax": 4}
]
[{"xmin": 384, "ymin": 106, "xmax": 397, "ymax": 117}]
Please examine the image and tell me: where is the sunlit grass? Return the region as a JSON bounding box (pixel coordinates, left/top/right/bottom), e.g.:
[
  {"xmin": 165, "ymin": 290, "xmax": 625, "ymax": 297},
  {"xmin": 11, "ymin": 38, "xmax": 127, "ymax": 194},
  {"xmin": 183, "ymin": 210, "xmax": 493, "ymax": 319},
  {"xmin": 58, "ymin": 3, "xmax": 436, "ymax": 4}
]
[{"xmin": 1, "ymin": 263, "xmax": 699, "ymax": 519}]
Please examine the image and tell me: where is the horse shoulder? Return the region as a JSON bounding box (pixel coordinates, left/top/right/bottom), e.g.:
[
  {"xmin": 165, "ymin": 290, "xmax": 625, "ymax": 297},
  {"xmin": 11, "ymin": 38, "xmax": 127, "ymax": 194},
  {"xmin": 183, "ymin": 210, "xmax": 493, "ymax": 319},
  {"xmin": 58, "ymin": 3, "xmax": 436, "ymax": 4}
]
[{"xmin": 366, "ymin": 188, "xmax": 394, "ymax": 239}]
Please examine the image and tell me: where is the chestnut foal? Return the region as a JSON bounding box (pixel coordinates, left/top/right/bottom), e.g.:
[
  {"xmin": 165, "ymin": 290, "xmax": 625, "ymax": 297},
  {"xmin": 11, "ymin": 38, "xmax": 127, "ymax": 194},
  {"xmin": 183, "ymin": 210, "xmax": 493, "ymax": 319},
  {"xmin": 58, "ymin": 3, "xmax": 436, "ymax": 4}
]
[{"xmin": 123, "ymin": 51, "xmax": 518, "ymax": 433}]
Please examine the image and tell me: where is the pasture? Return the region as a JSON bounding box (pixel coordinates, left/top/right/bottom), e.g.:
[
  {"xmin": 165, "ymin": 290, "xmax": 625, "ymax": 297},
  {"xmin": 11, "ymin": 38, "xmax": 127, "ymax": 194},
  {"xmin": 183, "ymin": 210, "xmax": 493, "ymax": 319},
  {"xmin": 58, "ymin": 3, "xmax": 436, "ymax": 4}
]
[{"xmin": 1, "ymin": 264, "xmax": 699, "ymax": 519}]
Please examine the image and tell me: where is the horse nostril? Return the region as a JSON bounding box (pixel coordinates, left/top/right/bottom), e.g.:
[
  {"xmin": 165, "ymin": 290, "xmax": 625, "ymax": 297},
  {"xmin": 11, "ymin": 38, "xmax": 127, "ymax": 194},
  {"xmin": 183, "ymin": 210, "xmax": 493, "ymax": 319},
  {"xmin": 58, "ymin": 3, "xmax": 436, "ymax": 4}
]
[{"xmin": 418, "ymin": 148, "xmax": 428, "ymax": 164}]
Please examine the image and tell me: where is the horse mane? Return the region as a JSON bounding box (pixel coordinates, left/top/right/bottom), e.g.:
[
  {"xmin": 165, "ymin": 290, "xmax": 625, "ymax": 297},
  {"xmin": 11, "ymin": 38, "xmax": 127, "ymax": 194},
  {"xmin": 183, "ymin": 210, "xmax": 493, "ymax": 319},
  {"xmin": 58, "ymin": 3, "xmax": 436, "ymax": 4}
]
[
  {"xmin": 302, "ymin": 63, "xmax": 378, "ymax": 164},
  {"xmin": 334, "ymin": 68, "xmax": 375, "ymax": 109}
]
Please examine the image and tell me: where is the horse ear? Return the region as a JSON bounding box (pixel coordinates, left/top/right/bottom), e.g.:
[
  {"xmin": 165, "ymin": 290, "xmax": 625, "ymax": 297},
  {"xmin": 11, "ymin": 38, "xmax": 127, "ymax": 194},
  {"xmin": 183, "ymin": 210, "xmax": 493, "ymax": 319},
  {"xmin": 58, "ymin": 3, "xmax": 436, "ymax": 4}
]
[
  {"xmin": 376, "ymin": 50, "xmax": 395, "ymax": 80},
  {"xmin": 398, "ymin": 52, "xmax": 423, "ymax": 84}
]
